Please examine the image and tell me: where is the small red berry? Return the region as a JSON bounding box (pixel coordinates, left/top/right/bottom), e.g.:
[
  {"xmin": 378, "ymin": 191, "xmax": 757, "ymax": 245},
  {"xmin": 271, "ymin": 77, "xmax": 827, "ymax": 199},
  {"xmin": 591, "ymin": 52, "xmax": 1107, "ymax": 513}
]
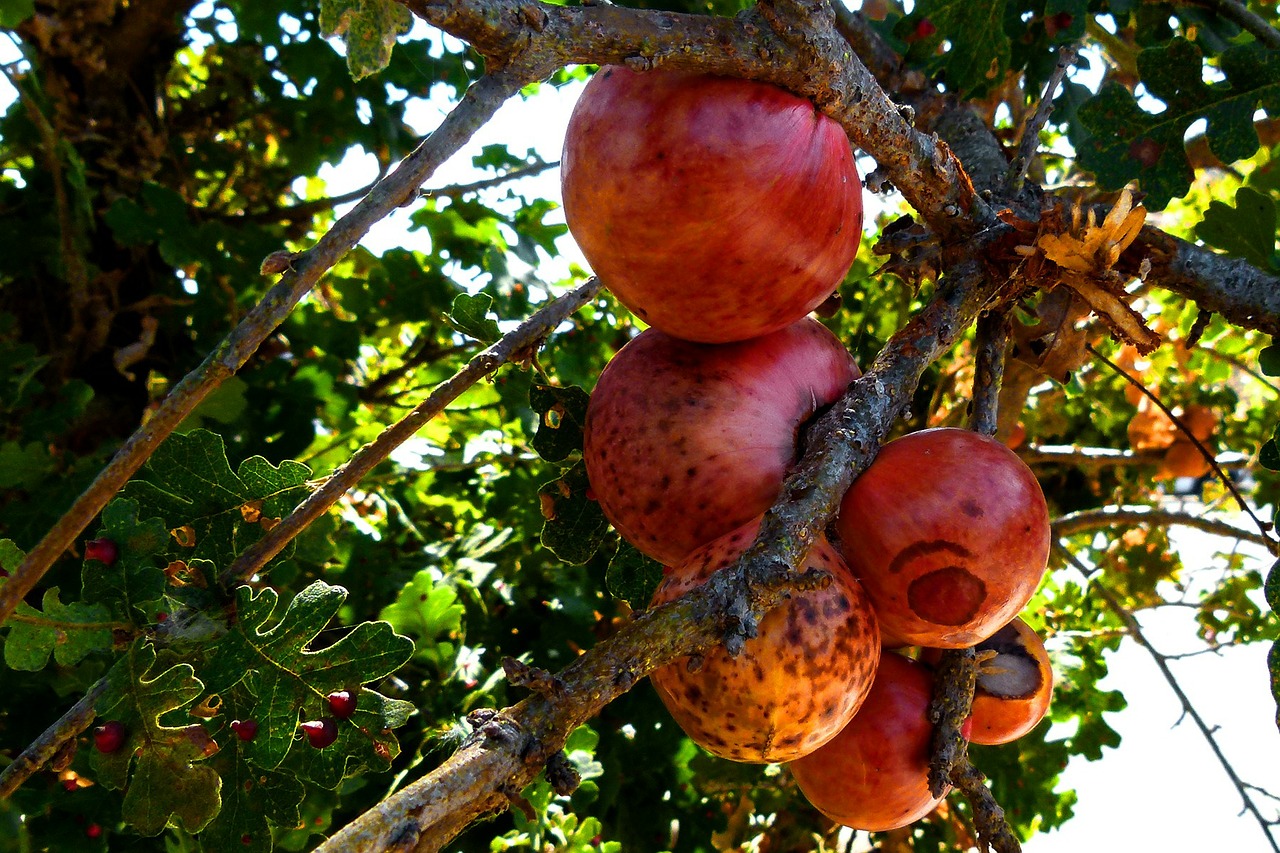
[
  {"xmin": 907, "ymin": 17, "xmax": 937, "ymax": 41},
  {"xmin": 156, "ymin": 611, "xmax": 169, "ymax": 623},
  {"xmin": 85, "ymin": 823, "xmax": 102, "ymax": 839},
  {"xmin": 84, "ymin": 538, "xmax": 119, "ymax": 566},
  {"xmin": 327, "ymin": 690, "xmax": 357, "ymax": 720},
  {"xmin": 93, "ymin": 721, "xmax": 127, "ymax": 754},
  {"xmin": 300, "ymin": 718, "xmax": 338, "ymax": 749},
  {"xmin": 230, "ymin": 719, "xmax": 258, "ymax": 742}
]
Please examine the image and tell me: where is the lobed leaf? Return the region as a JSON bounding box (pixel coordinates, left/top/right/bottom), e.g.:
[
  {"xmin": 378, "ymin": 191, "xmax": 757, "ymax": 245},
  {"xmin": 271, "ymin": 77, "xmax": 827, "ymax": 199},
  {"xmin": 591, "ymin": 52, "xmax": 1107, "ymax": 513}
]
[
  {"xmin": 1078, "ymin": 39, "xmax": 1280, "ymax": 209},
  {"xmin": 529, "ymin": 384, "xmax": 590, "ymax": 464},
  {"xmin": 3, "ymin": 587, "xmax": 113, "ymax": 671},
  {"xmin": 318, "ymin": 0, "xmax": 412, "ymax": 81},
  {"xmin": 1196, "ymin": 187, "xmax": 1278, "ymax": 271},
  {"xmin": 119, "ymin": 430, "xmax": 310, "ymax": 571},
  {"xmin": 92, "ymin": 641, "xmax": 222, "ymax": 835},
  {"xmin": 202, "ymin": 581, "xmax": 414, "ymax": 785}
]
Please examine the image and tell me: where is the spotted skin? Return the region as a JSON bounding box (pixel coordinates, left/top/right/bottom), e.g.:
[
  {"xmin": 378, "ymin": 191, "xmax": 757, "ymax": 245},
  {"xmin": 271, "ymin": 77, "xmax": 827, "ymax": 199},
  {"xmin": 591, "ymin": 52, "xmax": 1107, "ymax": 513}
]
[
  {"xmin": 649, "ymin": 521, "xmax": 881, "ymax": 763},
  {"xmin": 585, "ymin": 318, "xmax": 859, "ymax": 566},
  {"xmin": 561, "ymin": 66, "xmax": 864, "ymax": 344}
]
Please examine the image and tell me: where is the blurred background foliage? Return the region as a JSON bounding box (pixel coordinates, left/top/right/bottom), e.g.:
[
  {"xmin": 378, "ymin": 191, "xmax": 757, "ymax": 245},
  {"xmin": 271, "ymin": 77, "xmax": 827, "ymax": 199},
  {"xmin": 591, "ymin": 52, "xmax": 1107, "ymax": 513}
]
[{"xmin": 0, "ymin": 0, "xmax": 1277, "ymax": 851}]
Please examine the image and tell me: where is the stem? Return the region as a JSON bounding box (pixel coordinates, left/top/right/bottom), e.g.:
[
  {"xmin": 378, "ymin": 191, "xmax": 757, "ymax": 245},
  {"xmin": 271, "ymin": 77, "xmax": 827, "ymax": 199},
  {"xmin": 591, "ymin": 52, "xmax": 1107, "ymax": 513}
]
[
  {"xmin": 1183, "ymin": 0, "xmax": 1280, "ymax": 50},
  {"xmin": 219, "ymin": 277, "xmax": 604, "ymax": 586},
  {"xmin": 0, "ymin": 71, "xmax": 526, "ymax": 627},
  {"xmin": 1007, "ymin": 44, "xmax": 1079, "ymax": 191},
  {"xmin": 971, "ymin": 310, "xmax": 1009, "ymax": 436}
]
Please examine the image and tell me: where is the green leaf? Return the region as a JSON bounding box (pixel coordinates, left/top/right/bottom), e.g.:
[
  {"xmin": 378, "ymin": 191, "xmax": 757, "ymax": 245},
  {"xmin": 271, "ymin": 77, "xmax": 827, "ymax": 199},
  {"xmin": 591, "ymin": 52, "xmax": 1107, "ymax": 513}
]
[
  {"xmin": 539, "ymin": 461, "xmax": 611, "ymax": 565},
  {"xmin": 0, "ymin": 440, "xmax": 52, "ymax": 488},
  {"xmin": 201, "ymin": 691, "xmax": 305, "ymax": 853},
  {"xmin": 900, "ymin": 0, "xmax": 1011, "ymax": 96},
  {"xmin": 93, "ymin": 642, "xmax": 221, "ymax": 835},
  {"xmin": 606, "ymin": 541, "xmax": 664, "ymax": 609},
  {"xmin": 318, "ymin": 0, "xmax": 412, "ymax": 81},
  {"xmin": 447, "ymin": 292, "xmax": 501, "ymax": 344},
  {"xmin": 1197, "ymin": 187, "xmax": 1278, "ymax": 270},
  {"xmin": 378, "ymin": 569, "xmax": 465, "ymax": 668},
  {"xmin": 203, "ymin": 581, "xmax": 414, "ymax": 787},
  {"xmin": 3, "ymin": 587, "xmax": 113, "ymax": 671},
  {"xmin": 1260, "ymin": 344, "xmax": 1280, "ymax": 376},
  {"xmin": 529, "ymin": 384, "xmax": 590, "ymax": 464},
  {"xmin": 1261, "ymin": 435, "xmax": 1280, "ymax": 471},
  {"xmin": 0, "ymin": 538, "xmax": 21, "ymax": 574},
  {"xmin": 118, "ymin": 430, "xmax": 310, "ymax": 571},
  {"xmin": 81, "ymin": 498, "xmax": 170, "ymax": 621},
  {"xmin": 0, "ymin": 0, "xmax": 36, "ymax": 28},
  {"xmin": 1078, "ymin": 39, "xmax": 1280, "ymax": 209},
  {"xmin": 1265, "ymin": 559, "xmax": 1280, "ymax": 613},
  {"xmin": 1271, "ymin": 640, "xmax": 1280, "ymax": 730}
]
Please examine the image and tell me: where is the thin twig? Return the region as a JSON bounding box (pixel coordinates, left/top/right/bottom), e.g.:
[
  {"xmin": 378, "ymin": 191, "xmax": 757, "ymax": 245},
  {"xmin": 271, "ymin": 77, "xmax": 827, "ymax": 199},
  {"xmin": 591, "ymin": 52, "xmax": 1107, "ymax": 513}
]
[
  {"xmin": 0, "ymin": 71, "xmax": 526, "ymax": 627},
  {"xmin": 1008, "ymin": 44, "xmax": 1079, "ymax": 191},
  {"xmin": 1187, "ymin": 0, "xmax": 1280, "ymax": 50},
  {"xmin": 421, "ymin": 158, "xmax": 558, "ymax": 200},
  {"xmin": 1055, "ymin": 543, "xmax": 1280, "ymax": 853},
  {"xmin": 219, "ymin": 276, "xmax": 604, "ymax": 586},
  {"xmin": 1088, "ymin": 343, "xmax": 1278, "ymax": 555},
  {"xmin": 971, "ymin": 310, "xmax": 1009, "ymax": 436},
  {"xmin": 1053, "ymin": 505, "xmax": 1276, "ymax": 550},
  {"xmin": 0, "ymin": 678, "xmax": 107, "ymax": 799}
]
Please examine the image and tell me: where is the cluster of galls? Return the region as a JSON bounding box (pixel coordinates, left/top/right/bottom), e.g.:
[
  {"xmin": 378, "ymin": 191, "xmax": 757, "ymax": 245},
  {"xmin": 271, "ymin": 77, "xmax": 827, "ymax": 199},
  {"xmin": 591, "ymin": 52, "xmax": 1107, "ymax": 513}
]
[{"xmin": 563, "ymin": 68, "xmax": 1054, "ymax": 832}]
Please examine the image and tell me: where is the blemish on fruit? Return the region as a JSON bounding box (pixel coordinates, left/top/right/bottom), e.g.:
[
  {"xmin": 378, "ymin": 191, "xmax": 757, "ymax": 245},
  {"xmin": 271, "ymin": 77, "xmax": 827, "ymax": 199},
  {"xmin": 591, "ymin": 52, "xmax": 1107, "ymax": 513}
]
[
  {"xmin": 886, "ymin": 539, "xmax": 973, "ymax": 575},
  {"xmin": 907, "ymin": 566, "xmax": 986, "ymax": 625}
]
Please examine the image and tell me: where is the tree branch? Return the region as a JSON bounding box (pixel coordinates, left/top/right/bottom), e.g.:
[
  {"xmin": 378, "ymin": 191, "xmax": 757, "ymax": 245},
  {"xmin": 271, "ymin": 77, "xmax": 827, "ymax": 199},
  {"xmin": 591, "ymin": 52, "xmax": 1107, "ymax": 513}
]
[
  {"xmin": 1053, "ymin": 506, "xmax": 1277, "ymax": 550},
  {"xmin": 401, "ymin": 0, "xmax": 994, "ymax": 238},
  {"xmin": 971, "ymin": 310, "xmax": 1009, "ymax": 436},
  {"xmin": 0, "ymin": 70, "xmax": 526, "ymax": 627},
  {"xmin": 0, "ymin": 678, "xmax": 106, "ymax": 800},
  {"xmin": 220, "ymin": 276, "xmax": 605, "ymax": 586},
  {"xmin": 1183, "ymin": 0, "xmax": 1280, "ymax": 50},
  {"xmin": 1126, "ymin": 226, "xmax": 1280, "ymax": 339}
]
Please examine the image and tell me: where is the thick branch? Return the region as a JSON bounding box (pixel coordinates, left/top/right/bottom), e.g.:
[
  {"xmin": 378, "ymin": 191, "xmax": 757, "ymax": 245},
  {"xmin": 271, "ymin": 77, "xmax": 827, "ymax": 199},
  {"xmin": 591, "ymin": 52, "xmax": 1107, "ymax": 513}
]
[
  {"xmin": 0, "ymin": 72, "xmax": 525, "ymax": 627},
  {"xmin": 1127, "ymin": 226, "xmax": 1280, "ymax": 339},
  {"xmin": 220, "ymin": 277, "xmax": 604, "ymax": 586},
  {"xmin": 402, "ymin": 0, "xmax": 993, "ymax": 238}
]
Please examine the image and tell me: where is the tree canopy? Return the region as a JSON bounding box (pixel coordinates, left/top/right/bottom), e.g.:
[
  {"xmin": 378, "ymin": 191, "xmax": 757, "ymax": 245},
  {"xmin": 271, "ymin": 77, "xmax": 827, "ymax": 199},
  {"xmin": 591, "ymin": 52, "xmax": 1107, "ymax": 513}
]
[{"xmin": 0, "ymin": 0, "xmax": 1279, "ymax": 851}]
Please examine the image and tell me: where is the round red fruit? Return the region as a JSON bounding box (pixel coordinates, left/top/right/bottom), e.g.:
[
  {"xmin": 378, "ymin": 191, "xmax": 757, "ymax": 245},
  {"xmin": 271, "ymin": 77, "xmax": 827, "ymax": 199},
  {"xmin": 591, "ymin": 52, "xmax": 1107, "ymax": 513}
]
[
  {"xmin": 584, "ymin": 318, "xmax": 859, "ymax": 565},
  {"xmin": 327, "ymin": 690, "xmax": 357, "ymax": 720},
  {"xmin": 300, "ymin": 718, "xmax": 338, "ymax": 749},
  {"xmin": 562, "ymin": 67, "xmax": 863, "ymax": 344},
  {"xmin": 649, "ymin": 519, "xmax": 881, "ymax": 763},
  {"xmin": 93, "ymin": 720, "xmax": 127, "ymax": 754},
  {"xmin": 836, "ymin": 428, "xmax": 1050, "ymax": 647},
  {"xmin": 790, "ymin": 653, "xmax": 957, "ymax": 832}
]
